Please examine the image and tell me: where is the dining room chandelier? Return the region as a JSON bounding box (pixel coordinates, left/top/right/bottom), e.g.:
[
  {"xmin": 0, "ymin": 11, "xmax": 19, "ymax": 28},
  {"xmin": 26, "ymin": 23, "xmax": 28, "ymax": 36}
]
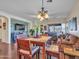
[{"xmin": 37, "ymin": 0, "xmax": 48, "ymax": 21}]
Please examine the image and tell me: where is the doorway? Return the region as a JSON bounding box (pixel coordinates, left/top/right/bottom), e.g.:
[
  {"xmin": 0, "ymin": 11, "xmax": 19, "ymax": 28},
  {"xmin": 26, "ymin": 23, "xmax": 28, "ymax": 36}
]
[{"xmin": 0, "ymin": 16, "xmax": 8, "ymax": 43}]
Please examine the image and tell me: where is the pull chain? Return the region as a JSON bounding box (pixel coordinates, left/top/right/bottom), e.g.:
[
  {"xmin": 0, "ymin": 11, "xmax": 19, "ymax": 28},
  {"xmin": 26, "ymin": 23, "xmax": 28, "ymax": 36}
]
[
  {"xmin": 42, "ymin": 0, "xmax": 44, "ymax": 8},
  {"xmin": 42, "ymin": 0, "xmax": 44, "ymax": 11}
]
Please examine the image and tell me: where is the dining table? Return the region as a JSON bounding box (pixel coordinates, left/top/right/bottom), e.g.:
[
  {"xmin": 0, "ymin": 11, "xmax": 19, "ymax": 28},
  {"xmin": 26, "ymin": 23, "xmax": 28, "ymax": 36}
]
[{"xmin": 26, "ymin": 36, "xmax": 51, "ymax": 59}]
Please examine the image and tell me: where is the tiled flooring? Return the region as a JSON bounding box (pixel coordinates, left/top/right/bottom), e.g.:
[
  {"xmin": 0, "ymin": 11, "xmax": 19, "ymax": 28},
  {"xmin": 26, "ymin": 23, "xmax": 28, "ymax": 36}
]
[{"xmin": 0, "ymin": 42, "xmax": 58, "ymax": 59}]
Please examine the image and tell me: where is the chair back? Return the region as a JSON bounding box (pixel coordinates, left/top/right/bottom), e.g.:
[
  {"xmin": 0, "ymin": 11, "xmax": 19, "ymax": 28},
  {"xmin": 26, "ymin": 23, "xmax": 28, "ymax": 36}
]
[
  {"xmin": 17, "ymin": 39, "xmax": 31, "ymax": 54},
  {"xmin": 33, "ymin": 35, "xmax": 41, "ymax": 38},
  {"xmin": 41, "ymin": 34, "xmax": 48, "ymax": 36}
]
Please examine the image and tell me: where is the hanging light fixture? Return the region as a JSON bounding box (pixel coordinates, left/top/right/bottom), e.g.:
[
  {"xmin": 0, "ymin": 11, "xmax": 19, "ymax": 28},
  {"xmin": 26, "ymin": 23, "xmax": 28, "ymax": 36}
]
[{"xmin": 37, "ymin": 0, "xmax": 48, "ymax": 21}]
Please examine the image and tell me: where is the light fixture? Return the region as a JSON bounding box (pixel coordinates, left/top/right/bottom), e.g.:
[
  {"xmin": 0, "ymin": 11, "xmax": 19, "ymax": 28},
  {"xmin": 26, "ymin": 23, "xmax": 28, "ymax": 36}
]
[{"xmin": 37, "ymin": 0, "xmax": 48, "ymax": 21}]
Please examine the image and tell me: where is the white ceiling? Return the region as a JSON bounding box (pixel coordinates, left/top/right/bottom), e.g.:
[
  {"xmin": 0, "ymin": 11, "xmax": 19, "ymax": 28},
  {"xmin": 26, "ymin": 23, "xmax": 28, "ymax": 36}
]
[{"xmin": 0, "ymin": 0, "xmax": 77, "ymax": 21}]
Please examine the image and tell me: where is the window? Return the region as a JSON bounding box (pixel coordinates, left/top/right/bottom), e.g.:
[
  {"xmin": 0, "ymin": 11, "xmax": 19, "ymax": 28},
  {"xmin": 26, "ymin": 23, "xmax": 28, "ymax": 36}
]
[
  {"xmin": 48, "ymin": 24, "xmax": 62, "ymax": 32},
  {"xmin": 68, "ymin": 17, "xmax": 77, "ymax": 31}
]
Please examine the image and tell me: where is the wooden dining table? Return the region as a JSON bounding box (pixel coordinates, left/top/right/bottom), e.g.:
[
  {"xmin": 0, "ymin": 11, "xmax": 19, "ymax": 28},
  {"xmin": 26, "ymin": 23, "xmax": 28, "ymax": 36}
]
[{"xmin": 26, "ymin": 36, "xmax": 51, "ymax": 59}]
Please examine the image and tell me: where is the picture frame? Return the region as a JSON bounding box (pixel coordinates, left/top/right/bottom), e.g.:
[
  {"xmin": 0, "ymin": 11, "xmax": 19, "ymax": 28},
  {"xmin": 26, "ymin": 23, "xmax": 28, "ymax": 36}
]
[
  {"xmin": 3, "ymin": 22, "xmax": 6, "ymax": 30},
  {"xmin": 15, "ymin": 23, "xmax": 25, "ymax": 30}
]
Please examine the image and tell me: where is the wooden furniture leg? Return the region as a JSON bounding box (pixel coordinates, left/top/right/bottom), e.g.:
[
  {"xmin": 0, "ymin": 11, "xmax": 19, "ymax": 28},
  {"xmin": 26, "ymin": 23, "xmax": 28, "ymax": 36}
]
[
  {"xmin": 59, "ymin": 52, "xmax": 64, "ymax": 59},
  {"xmin": 42, "ymin": 45, "xmax": 46, "ymax": 59}
]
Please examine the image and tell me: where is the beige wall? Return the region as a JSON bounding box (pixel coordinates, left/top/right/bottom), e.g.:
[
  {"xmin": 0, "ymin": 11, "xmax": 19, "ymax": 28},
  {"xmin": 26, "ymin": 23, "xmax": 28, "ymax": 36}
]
[
  {"xmin": 0, "ymin": 11, "xmax": 33, "ymax": 43},
  {"xmin": 67, "ymin": 0, "xmax": 79, "ymax": 37},
  {"xmin": 38, "ymin": 18, "xmax": 67, "ymax": 33},
  {"xmin": 40, "ymin": 18, "xmax": 66, "ymax": 25},
  {"xmin": 69, "ymin": 0, "xmax": 79, "ymax": 30}
]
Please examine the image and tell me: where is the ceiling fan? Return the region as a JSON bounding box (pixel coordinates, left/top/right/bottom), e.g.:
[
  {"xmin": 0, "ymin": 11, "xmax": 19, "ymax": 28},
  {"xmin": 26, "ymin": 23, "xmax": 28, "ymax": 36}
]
[
  {"xmin": 25, "ymin": 0, "xmax": 67, "ymax": 20},
  {"xmin": 25, "ymin": 0, "xmax": 49, "ymax": 21}
]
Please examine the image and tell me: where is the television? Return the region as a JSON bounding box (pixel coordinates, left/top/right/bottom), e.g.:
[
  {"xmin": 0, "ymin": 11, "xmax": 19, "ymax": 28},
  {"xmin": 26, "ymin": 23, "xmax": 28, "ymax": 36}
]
[{"xmin": 15, "ymin": 24, "xmax": 25, "ymax": 30}]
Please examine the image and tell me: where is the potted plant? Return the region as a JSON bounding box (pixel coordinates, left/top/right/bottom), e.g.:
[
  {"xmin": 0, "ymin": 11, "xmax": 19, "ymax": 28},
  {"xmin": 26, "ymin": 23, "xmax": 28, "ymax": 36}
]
[{"xmin": 29, "ymin": 29, "xmax": 35, "ymax": 37}]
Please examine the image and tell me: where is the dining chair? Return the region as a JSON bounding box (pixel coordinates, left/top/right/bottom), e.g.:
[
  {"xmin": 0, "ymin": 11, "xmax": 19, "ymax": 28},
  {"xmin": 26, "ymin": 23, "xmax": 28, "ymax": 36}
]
[
  {"xmin": 17, "ymin": 39, "xmax": 40, "ymax": 59},
  {"xmin": 32, "ymin": 35, "xmax": 41, "ymax": 38},
  {"xmin": 46, "ymin": 45, "xmax": 60, "ymax": 59},
  {"xmin": 41, "ymin": 34, "xmax": 48, "ymax": 36}
]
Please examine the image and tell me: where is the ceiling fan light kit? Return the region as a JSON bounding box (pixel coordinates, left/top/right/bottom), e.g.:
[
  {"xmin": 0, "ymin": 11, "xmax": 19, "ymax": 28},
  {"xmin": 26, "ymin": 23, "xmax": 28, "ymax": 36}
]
[{"xmin": 37, "ymin": 0, "xmax": 49, "ymax": 21}]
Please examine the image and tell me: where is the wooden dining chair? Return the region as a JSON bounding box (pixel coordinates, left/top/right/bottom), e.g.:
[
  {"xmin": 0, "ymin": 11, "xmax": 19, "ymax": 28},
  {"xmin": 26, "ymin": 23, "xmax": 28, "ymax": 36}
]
[
  {"xmin": 46, "ymin": 45, "xmax": 60, "ymax": 59},
  {"xmin": 17, "ymin": 39, "xmax": 40, "ymax": 59},
  {"xmin": 41, "ymin": 34, "xmax": 48, "ymax": 36}
]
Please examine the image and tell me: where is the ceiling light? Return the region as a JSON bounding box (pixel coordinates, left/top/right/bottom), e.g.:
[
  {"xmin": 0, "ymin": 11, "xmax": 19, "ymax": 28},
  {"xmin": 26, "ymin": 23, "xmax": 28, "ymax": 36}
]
[{"xmin": 37, "ymin": 0, "xmax": 48, "ymax": 21}]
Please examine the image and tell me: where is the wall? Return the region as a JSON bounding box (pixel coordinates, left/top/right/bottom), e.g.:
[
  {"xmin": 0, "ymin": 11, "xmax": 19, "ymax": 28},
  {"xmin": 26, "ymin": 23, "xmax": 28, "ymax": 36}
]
[
  {"xmin": 67, "ymin": 0, "xmax": 79, "ymax": 37},
  {"xmin": 0, "ymin": 16, "xmax": 8, "ymax": 43},
  {"xmin": 69, "ymin": 0, "xmax": 79, "ymax": 30},
  {"xmin": 11, "ymin": 18, "xmax": 28, "ymax": 32},
  {"xmin": 0, "ymin": 11, "xmax": 32, "ymax": 43},
  {"xmin": 39, "ymin": 18, "xmax": 66, "ymax": 33},
  {"xmin": 40, "ymin": 18, "xmax": 66, "ymax": 25}
]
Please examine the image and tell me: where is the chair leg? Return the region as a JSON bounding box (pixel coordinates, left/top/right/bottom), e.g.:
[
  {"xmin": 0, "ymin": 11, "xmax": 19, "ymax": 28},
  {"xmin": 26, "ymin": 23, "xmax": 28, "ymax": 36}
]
[
  {"xmin": 24, "ymin": 56, "xmax": 26, "ymax": 59},
  {"xmin": 47, "ymin": 54, "xmax": 51, "ymax": 59},
  {"xmin": 49, "ymin": 55, "xmax": 51, "ymax": 59},
  {"xmin": 36, "ymin": 51, "xmax": 40, "ymax": 59},
  {"xmin": 18, "ymin": 54, "xmax": 21, "ymax": 59},
  {"xmin": 38, "ymin": 50, "xmax": 40, "ymax": 59},
  {"xmin": 36, "ymin": 53, "xmax": 38, "ymax": 59},
  {"xmin": 47, "ymin": 54, "xmax": 48, "ymax": 59}
]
